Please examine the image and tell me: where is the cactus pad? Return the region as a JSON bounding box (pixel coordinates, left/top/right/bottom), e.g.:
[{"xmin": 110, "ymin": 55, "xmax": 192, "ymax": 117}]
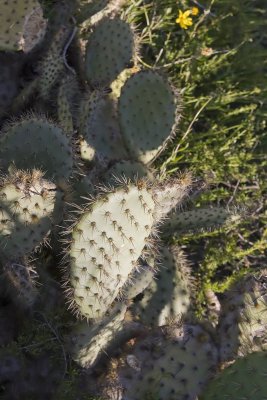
[
  {"xmin": 63, "ymin": 180, "xmax": 156, "ymax": 319},
  {"xmin": 163, "ymin": 207, "xmax": 241, "ymax": 237},
  {"xmin": 118, "ymin": 70, "xmax": 178, "ymax": 164},
  {"xmin": 0, "ymin": 117, "xmax": 74, "ymax": 182},
  {"xmin": 0, "ymin": 170, "xmax": 60, "ymax": 261},
  {"xmin": 85, "ymin": 17, "xmax": 136, "ymax": 86}
]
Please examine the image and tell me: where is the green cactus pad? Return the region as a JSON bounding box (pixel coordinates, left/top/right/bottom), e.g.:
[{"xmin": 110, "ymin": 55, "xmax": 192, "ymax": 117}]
[
  {"xmin": 118, "ymin": 70, "xmax": 178, "ymax": 164},
  {"xmin": 63, "ymin": 181, "xmax": 156, "ymax": 320},
  {"xmin": 85, "ymin": 17, "xmax": 136, "ymax": 86},
  {"xmin": 0, "ymin": 170, "xmax": 61, "ymax": 260},
  {"xmin": 162, "ymin": 207, "xmax": 241, "ymax": 237},
  {"xmin": 201, "ymin": 352, "xmax": 267, "ymax": 400},
  {"xmin": 218, "ymin": 270, "xmax": 267, "ymax": 362},
  {"xmin": 104, "ymin": 324, "xmax": 218, "ymax": 400},
  {"xmin": 132, "ymin": 246, "xmax": 193, "ymax": 326},
  {"xmin": 0, "ymin": 117, "xmax": 74, "ymax": 183},
  {"xmin": 0, "ymin": 0, "xmax": 47, "ymax": 52}
]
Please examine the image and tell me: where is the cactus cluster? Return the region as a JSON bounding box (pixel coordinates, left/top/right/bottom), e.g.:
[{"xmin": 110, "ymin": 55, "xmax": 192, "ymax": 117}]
[{"xmin": 0, "ymin": 1, "xmax": 262, "ymax": 399}]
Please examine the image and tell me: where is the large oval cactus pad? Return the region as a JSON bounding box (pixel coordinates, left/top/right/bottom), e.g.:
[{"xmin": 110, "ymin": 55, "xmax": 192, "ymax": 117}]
[{"xmin": 119, "ymin": 70, "xmax": 178, "ymax": 164}]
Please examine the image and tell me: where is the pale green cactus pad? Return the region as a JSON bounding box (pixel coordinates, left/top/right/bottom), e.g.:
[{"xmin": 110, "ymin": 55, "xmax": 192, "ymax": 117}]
[
  {"xmin": 118, "ymin": 70, "xmax": 178, "ymax": 164},
  {"xmin": 103, "ymin": 324, "xmax": 218, "ymax": 400},
  {"xmin": 85, "ymin": 17, "xmax": 136, "ymax": 86},
  {"xmin": 64, "ymin": 181, "xmax": 156, "ymax": 320},
  {"xmin": 0, "ymin": 170, "xmax": 60, "ymax": 261},
  {"xmin": 201, "ymin": 351, "xmax": 267, "ymax": 400},
  {"xmin": 0, "ymin": 117, "xmax": 74, "ymax": 182},
  {"xmin": 0, "ymin": 0, "xmax": 47, "ymax": 52}
]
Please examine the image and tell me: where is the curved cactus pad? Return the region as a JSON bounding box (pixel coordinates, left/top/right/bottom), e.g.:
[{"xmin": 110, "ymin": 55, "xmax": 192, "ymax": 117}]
[
  {"xmin": 85, "ymin": 18, "xmax": 135, "ymax": 86},
  {"xmin": 0, "ymin": 118, "xmax": 74, "ymax": 182},
  {"xmin": 65, "ymin": 181, "xmax": 156, "ymax": 319},
  {"xmin": 119, "ymin": 70, "xmax": 178, "ymax": 164}
]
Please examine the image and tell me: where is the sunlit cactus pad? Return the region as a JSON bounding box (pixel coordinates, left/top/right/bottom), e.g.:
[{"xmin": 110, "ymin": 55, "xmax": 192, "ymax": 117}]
[
  {"xmin": 64, "ymin": 180, "xmax": 156, "ymax": 320},
  {"xmin": 0, "ymin": 170, "xmax": 59, "ymax": 260}
]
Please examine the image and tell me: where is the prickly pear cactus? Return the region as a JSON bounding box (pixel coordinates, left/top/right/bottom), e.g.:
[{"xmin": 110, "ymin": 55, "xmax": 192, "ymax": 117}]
[
  {"xmin": 162, "ymin": 206, "xmax": 241, "ymax": 237},
  {"xmin": 0, "ymin": 169, "xmax": 61, "ymax": 261},
  {"xmin": 62, "ymin": 179, "xmax": 157, "ymax": 320},
  {"xmin": 0, "ymin": 2, "xmax": 248, "ymax": 399},
  {"xmin": 85, "ymin": 17, "xmax": 136, "ymax": 86},
  {"xmin": 118, "ymin": 70, "xmax": 179, "ymax": 164},
  {"xmin": 0, "ymin": 117, "xmax": 74, "ymax": 183}
]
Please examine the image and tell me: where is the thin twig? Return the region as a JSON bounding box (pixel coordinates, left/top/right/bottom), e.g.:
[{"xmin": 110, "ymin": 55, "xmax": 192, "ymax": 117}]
[{"xmin": 227, "ymin": 179, "xmax": 240, "ymax": 206}]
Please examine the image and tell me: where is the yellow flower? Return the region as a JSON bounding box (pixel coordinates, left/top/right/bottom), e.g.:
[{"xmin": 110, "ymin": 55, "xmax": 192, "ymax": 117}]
[
  {"xmin": 191, "ymin": 6, "xmax": 199, "ymax": 16},
  {"xmin": 176, "ymin": 10, "xmax": 193, "ymax": 29}
]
